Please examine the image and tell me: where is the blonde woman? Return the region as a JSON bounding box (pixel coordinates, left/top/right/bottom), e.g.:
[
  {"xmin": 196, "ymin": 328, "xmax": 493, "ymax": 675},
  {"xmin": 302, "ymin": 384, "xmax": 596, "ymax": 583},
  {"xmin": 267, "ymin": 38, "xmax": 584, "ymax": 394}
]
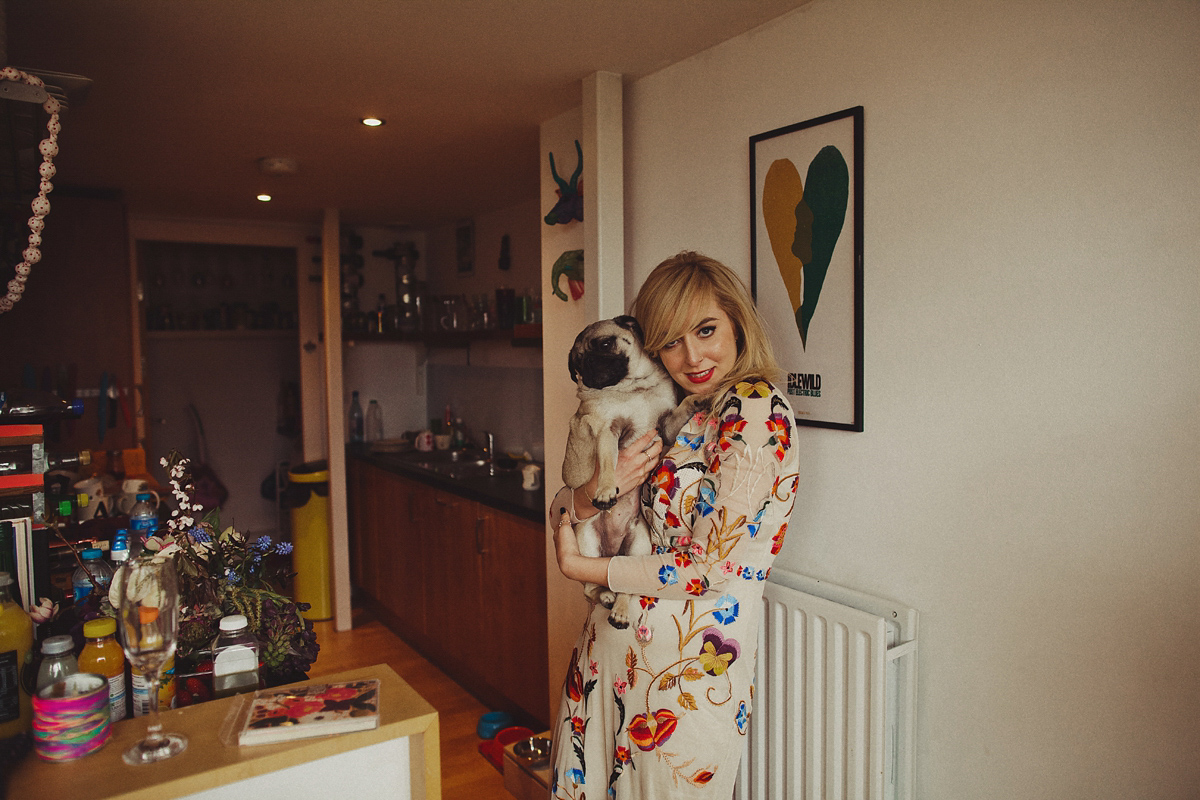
[{"xmin": 551, "ymin": 251, "xmax": 801, "ymax": 798}]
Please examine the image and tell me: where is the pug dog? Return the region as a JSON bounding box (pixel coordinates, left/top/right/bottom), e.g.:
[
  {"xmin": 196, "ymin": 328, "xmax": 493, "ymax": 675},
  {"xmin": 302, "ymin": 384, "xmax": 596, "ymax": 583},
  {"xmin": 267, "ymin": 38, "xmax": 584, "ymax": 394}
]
[{"xmin": 564, "ymin": 316, "xmax": 708, "ymax": 628}]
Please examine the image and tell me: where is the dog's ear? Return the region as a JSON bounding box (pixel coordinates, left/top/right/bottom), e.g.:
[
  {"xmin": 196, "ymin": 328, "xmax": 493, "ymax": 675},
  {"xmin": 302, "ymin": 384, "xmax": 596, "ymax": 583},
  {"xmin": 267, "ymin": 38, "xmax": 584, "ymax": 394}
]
[
  {"xmin": 568, "ymin": 327, "xmax": 588, "ymax": 383},
  {"xmin": 613, "ymin": 315, "xmax": 644, "ymax": 343}
]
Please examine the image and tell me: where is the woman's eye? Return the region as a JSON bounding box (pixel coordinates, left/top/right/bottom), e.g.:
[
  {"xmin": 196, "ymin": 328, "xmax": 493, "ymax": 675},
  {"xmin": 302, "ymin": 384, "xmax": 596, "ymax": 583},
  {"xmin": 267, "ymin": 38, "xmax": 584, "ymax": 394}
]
[
  {"xmin": 662, "ymin": 338, "xmax": 680, "ymax": 350},
  {"xmin": 697, "ymin": 325, "xmax": 716, "ymax": 338}
]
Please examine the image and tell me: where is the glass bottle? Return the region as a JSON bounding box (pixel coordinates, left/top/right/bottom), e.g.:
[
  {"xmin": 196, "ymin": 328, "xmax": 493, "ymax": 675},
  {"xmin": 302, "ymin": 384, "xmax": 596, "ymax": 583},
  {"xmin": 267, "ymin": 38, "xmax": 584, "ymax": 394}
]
[
  {"xmin": 365, "ymin": 400, "xmax": 383, "ymax": 442},
  {"xmin": 36, "ymin": 635, "xmax": 79, "ymax": 692},
  {"xmin": 348, "ymin": 391, "xmax": 364, "ymax": 442},
  {"xmin": 79, "ymin": 616, "xmax": 128, "ymax": 722},
  {"xmin": 0, "ymin": 572, "xmax": 33, "ymax": 737}
]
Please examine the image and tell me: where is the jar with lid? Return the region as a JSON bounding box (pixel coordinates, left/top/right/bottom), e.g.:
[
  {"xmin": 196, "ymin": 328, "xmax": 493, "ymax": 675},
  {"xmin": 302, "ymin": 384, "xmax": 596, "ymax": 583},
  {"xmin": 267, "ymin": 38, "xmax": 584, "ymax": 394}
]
[
  {"xmin": 211, "ymin": 614, "xmax": 260, "ymax": 698},
  {"xmin": 35, "ymin": 635, "xmax": 79, "ymax": 692}
]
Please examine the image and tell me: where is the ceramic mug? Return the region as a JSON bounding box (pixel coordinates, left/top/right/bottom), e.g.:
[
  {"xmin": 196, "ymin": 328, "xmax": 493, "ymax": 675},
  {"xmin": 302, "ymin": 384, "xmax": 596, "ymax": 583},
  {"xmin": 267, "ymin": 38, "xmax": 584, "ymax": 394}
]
[
  {"xmin": 73, "ymin": 477, "xmax": 112, "ymax": 521},
  {"xmin": 117, "ymin": 480, "xmax": 160, "ymax": 515},
  {"xmin": 521, "ymin": 463, "xmax": 542, "ymax": 491},
  {"xmin": 415, "ymin": 430, "xmax": 435, "ymax": 452}
]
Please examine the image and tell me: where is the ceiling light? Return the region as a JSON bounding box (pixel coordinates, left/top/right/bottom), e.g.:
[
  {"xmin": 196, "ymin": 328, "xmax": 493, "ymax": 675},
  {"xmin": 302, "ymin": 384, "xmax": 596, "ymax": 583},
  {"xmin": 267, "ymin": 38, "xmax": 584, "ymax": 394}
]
[
  {"xmin": 361, "ymin": 117, "xmax": 385, "ymax": 127},
  {"xmin": 257, "ymin": 194, "xmax": 272, "ymax": 202}
]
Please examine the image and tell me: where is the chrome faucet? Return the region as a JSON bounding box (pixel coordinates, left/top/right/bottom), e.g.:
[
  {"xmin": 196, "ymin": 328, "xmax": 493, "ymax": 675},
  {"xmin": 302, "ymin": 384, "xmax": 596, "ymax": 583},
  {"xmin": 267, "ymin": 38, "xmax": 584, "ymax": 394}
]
[{"xmin": 484, "ymin": 431, "xmax": 496, "ymax": 476}]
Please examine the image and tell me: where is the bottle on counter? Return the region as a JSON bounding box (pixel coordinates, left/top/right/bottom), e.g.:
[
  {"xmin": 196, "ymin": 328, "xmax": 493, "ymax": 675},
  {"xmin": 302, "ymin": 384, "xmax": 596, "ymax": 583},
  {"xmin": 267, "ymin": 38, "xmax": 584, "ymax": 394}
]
[
  {"xmin": 0, "ymin": 572, "xmax": 33, "ymax": 738},
  {"xmin": 110, "ymin": 529, "xmax": 130, "ymax": 565},
  {"xmin": 35, "ymin": 635, "xmax": 79, "ymax": 693},
  {"xmin": 131, "ymin": 649, "xmax": 175, "ymax": 715},
  {"xmin": 365, "ymin": 400, "xmax": 383, "ymax": 442},
  {"xmin": 348, "ymin": 391, "xmax": 364, "ymax": 443},
  {"xmin": 72, "ymin": 548, "xmax": 115, "ymax": 605},
  {"xmin": 211, "ymin": 614, "xmax": 260, "ymax": 699},
  {"xmin": 78, "ymin": 616, "xmax": 127, "ymax": 722},
  {"xmin": 128, "ymin": 493, "xmax": 159, "ymax": 540}
]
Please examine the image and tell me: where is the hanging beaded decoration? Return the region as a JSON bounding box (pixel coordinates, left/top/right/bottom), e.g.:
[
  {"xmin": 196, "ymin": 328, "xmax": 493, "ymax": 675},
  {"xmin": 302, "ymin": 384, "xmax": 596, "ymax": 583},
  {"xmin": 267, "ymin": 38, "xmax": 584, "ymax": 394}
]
[{"xmin": 0, "ymin": 66, "xmax": 62, "ymax": 314}]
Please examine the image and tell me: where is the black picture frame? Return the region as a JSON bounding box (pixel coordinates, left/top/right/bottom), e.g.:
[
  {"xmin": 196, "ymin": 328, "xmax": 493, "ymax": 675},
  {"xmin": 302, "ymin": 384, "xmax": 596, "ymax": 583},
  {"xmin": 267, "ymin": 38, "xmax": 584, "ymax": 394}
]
[{"xmin": 750, "ymin": 106, "xmax": 863, "ymax": 431}]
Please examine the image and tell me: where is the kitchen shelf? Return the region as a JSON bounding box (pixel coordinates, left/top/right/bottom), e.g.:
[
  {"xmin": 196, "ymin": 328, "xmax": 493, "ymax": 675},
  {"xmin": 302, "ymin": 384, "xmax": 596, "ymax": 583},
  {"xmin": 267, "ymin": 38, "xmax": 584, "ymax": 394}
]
[
  {"xmin": 146, "ymin": 329, "xmax": 298, "ymax": 340},
  {"xmin": 345, "ymin": 323, "xmax": 541, "ymax": 348}
]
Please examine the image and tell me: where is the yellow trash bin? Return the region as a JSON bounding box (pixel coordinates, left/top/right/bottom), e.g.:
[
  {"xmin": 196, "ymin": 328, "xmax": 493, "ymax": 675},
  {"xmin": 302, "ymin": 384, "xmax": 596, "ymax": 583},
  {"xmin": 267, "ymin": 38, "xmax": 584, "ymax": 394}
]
[{"xmin": 287, "ymin": 460, "xmax": 331, "ymax": 621}]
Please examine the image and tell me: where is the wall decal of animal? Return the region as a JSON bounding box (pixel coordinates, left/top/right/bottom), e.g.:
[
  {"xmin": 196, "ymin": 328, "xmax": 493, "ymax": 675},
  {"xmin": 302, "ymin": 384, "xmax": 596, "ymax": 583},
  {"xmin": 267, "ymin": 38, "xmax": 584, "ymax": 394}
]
[
  {"xmin": 545, "ymin": 139, "xmax": 583, "ymax": 225},
  {"xmin": 551, "ymin": 249, "xmax": 584, "ymax": 301}
]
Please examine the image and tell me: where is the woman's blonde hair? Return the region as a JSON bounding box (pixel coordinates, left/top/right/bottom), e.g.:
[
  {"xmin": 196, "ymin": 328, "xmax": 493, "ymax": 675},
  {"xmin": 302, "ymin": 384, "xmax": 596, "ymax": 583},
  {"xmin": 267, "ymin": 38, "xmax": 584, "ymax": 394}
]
[{"xmin": 631, "ymin": 251, "xmax": 782, "ymax": 399}]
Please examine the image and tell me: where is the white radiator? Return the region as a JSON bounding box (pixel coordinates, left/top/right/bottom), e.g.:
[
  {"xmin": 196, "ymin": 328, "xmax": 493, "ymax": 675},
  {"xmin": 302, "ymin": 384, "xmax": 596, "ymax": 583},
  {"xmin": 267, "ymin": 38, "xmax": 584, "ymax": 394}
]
[{"xmin": 735, "ymin": 569, "xmax": 918, "ymax": 800}]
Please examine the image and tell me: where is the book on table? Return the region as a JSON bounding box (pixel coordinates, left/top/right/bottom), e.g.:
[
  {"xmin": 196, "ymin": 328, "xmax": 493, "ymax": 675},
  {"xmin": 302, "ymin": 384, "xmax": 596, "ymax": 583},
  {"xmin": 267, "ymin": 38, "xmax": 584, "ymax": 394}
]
[{"xmin": 238, "ymin": 678, "xmax": 381, "ymax": 746}]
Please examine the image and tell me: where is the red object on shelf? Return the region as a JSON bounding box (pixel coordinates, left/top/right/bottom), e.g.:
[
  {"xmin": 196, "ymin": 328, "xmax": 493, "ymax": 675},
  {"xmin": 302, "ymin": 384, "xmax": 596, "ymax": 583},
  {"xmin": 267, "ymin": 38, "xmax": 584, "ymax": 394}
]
[{"xmin": 478, "ymin": 725, "xmax": 534, "ymax": 771}]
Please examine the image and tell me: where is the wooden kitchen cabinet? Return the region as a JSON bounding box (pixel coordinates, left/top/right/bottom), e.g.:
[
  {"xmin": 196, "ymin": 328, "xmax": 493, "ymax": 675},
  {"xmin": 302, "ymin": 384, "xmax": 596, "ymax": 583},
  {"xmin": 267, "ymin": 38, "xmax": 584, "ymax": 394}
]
[{"xmin": 348, "ymin": 457, "xmax": 549, "ymax": 728}]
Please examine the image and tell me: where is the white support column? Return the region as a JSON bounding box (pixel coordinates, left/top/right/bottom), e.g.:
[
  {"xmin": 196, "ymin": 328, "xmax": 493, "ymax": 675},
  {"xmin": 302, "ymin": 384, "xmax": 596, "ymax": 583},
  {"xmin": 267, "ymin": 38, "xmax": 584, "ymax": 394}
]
[
  {"xmin": 582, "ymin": 71, "xmax": 625, "ymax": 319},
  {"xmin": 321, "ymin": 208, "xmax": 353, "ymax": 631}
]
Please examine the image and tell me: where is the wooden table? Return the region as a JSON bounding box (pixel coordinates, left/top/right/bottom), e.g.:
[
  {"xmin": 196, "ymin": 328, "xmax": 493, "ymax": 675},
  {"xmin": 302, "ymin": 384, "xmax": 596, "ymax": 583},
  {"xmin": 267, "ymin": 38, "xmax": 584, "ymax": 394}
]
[{"xmin": 7, "ymin": 664, "xmax": 441, "ymax": 800}]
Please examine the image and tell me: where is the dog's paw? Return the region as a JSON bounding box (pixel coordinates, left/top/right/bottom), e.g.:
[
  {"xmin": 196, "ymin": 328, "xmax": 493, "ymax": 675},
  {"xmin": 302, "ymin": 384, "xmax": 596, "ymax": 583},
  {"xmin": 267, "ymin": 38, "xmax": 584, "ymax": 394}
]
[
  {"xmin": 598, "ymin": 589, "xmax": 616, "ymax": 609},
  {"xmin": 591, "ymin": 487, "xmax": 619, "ymax": 510},
  {"xmin": 608, "ymin": 594, "xmax": 632, "ymax": 629}
]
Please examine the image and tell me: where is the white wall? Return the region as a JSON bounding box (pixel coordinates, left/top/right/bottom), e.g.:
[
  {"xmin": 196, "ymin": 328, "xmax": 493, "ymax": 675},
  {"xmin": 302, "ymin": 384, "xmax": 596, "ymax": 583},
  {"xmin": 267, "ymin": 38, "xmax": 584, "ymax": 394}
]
[{"xmin": 623, "ymin": 0, "xmax": 1200, "ymax": 796}]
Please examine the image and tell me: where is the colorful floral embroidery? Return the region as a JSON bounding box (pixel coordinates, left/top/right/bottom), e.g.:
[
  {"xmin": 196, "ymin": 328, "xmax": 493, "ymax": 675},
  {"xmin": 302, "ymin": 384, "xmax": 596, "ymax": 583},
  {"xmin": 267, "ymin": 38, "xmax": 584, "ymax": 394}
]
[
  {"xmin": 627, "ymin": 709, "xmax": 678, "ymax": 752},
  {"xmin": 771, "ymin": 522, "xmax": 788, "ymax": 555},
  {"xmin": 734, "ymin": 380, "xmax": 771, "ymax": 398},
  {"xmin": 736, "ymin": 701, "xmax": 750, "ymax": 733},
  {"xmin": 653, "ymin": 460, "xmax": 680, "ymax": 499},
  {"xmin": 698, "ymin": 628, "xmax": 740, "ymax": 676},
  {"xmin": 695, "ymin": 483, "xmax": 717, "ymax": 516},
  {"xmin": 713, "ymin": 594, "xmax": 740, "ymax": 624},
  {"xmin": 658, "ymin": 565, "xmax": 678, "ymax": 586},
  {"xmin": 685, "ymin": 578, "xmax": 708, "ymax": 596}
]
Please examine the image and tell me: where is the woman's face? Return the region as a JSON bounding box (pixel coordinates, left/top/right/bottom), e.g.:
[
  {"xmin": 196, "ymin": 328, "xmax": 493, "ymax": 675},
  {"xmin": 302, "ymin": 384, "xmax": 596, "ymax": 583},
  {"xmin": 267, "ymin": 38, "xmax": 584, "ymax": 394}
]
[{"xmin": 657, "ymin": 295, "xmax": 739, "ymax": 396}]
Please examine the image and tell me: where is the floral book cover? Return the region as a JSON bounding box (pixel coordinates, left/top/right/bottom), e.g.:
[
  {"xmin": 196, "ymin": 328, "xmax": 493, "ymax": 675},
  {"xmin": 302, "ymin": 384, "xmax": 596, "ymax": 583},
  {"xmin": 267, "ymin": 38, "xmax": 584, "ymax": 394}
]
[{"xmin": 238, "ymin": 679, "xmax": 381, "ymax": 746}]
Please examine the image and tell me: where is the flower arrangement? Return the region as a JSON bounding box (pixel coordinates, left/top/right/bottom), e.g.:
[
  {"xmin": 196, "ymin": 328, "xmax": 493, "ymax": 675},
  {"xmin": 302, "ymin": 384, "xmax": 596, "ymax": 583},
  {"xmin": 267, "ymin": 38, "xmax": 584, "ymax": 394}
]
[{"xmin": 135, "ymin": 452, "xmax": 320, "ymax": 687}]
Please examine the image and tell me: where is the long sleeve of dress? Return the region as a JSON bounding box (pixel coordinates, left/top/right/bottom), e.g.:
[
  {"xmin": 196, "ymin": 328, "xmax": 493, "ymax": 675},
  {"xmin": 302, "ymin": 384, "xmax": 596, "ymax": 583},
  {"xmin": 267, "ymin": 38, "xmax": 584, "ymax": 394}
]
[{"xmin": 606, "ymin": 380, "xmax": 798, "ymax": 601}]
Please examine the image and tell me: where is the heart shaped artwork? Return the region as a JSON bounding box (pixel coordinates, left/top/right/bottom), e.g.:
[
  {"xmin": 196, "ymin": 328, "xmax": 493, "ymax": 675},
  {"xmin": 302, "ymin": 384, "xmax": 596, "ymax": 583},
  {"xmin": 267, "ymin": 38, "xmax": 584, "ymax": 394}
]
[{"xmin": 761, "ymin": 145, "xmax": 849, "ymax": 349}]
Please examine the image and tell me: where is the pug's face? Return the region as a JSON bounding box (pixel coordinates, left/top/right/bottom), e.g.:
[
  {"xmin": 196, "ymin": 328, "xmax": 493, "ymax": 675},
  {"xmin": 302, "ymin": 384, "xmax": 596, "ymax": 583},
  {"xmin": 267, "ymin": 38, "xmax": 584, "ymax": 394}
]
[{"xmin": 568, "ymin": 316, "xmax": 648, "ymax": 390}]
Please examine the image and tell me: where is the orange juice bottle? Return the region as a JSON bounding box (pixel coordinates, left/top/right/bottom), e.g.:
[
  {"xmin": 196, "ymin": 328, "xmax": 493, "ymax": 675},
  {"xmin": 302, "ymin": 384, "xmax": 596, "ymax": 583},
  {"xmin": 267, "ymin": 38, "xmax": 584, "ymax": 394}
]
[
  {"xmin": 0, "ymin": 572, "xmax": 33, "ymax": 738},
  {"xmin": 78, "ymin": 616, "xmax": 128, "ymax": 722}
]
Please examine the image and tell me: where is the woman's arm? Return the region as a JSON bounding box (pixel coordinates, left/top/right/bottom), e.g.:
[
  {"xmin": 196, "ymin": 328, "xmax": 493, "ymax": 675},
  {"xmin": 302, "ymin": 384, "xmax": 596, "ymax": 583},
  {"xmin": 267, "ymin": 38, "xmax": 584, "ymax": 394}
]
[
  {"xmin": 551, "ymin": 429, "xmax": 663, "ymax": 583},
  {"xmin": 561, "ymin": 430, "xmax": 662, "ymax": 522}
]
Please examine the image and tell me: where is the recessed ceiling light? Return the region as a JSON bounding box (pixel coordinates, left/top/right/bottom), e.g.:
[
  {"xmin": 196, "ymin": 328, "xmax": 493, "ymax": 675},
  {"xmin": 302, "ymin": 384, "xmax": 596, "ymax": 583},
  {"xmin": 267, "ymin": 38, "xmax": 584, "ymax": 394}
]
[
  {"xmin": 361, "ymin": 117, "xmax": 385, "ymax": 127},
  {"xmin": 257, "ymin": 194, "xmax": 272, "ymax": 202}
]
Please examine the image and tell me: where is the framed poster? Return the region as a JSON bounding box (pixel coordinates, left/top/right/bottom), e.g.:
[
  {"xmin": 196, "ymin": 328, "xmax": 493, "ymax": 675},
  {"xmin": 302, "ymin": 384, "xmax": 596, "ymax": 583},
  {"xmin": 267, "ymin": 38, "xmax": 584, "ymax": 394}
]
[{"xmin": 750, "ymin": 105, "xmax": 863, "ymax": 431}]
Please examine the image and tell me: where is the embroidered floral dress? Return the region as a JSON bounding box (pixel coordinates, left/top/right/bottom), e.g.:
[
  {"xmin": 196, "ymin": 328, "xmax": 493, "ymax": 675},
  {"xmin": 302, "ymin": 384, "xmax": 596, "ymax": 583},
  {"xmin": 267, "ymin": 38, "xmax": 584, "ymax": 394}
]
[{"xmin": 550, "ymin": 380, "xmax": 799, "ymax": 799}]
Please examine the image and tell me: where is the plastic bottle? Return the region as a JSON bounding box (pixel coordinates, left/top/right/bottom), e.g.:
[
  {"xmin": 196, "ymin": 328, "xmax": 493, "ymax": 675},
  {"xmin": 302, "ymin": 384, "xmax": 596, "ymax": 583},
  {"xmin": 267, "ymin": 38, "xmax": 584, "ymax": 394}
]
[
  {"xmin": 365, "ymin": 400, "xmax": 383, "ymax": 442},
  {"xmin": 110, "ymin": 529, "xmax": 130, "ymax": 565},
  {"xmin": 131, "ymin": 651, "xmax": 176, "ymax": 716},
  {"xmin": 36, "ymin": 634, "xmax": 79, "ymax": 692},
  {"xmin": 128, "ymin": 492, "xmax": 159, "ymax": 540},
  {"xmin": 211, "ymin": 614, "xmax": 260, "ymax": 699},
  {"xmin": 72, "ymin": 548, "xmax": 115, "ymax": 605},
  {"xmin": 0, "ymin": 572, "xmax": 33, "ymax": 737},
  {"xmin": 348, "ymin": 391, "xmax": 364, "ymax": 443},
  {"xmin": 78, "ymin": 616, "xmax": 128, "ymax": 722}
]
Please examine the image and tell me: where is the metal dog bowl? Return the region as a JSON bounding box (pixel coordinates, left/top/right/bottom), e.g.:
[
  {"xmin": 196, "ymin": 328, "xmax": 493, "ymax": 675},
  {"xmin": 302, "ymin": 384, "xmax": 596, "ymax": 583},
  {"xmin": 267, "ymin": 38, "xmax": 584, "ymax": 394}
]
[{"xmin": 513, "ymin": 735, "xmax": 552, "ymax": 767}]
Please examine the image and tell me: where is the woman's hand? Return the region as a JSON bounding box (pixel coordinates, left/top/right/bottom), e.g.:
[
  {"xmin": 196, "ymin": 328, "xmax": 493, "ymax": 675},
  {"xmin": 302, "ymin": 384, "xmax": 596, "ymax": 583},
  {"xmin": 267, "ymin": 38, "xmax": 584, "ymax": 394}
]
[
  {"xmin": 572, "ymin": 430, "xmax": 663, "ymax": 520},
  {"xmin": 554, "ymin": 511, "xmax": 612, "ymax": 585}
]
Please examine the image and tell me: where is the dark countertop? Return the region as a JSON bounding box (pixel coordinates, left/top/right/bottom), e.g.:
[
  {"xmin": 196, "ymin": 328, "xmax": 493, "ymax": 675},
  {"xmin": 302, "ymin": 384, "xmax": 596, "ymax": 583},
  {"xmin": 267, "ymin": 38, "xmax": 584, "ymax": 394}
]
[{"xmin": 349, "ymin": 445, "xmax": 546, "ymax": 524}]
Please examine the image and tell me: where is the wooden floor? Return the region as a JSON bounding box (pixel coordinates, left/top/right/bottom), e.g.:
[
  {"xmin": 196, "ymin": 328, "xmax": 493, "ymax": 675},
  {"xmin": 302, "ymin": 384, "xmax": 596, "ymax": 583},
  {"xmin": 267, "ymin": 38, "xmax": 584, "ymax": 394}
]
[{"xmin": 308, "ymin": 605, "xmax": 514, "ymax": 800}]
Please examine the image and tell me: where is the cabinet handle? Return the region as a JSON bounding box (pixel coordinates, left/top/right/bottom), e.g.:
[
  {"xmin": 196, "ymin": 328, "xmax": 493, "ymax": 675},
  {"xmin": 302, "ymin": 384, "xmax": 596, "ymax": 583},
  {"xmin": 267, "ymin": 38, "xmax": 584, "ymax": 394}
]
[{"xmin": 475, "ymin": 517, "xmax": 487, "ymax": 554}]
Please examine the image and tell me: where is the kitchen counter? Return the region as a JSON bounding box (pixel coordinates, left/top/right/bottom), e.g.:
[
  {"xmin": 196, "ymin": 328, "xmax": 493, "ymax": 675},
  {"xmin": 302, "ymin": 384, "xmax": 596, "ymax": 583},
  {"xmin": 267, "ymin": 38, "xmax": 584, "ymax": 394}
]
[
  {"xmin": 7, "ymin": 664, "xmax": 440, "ymax": 800},
  {"xmin": 349, "ymin": 445, "xmax": 546, "ymax": 524}
]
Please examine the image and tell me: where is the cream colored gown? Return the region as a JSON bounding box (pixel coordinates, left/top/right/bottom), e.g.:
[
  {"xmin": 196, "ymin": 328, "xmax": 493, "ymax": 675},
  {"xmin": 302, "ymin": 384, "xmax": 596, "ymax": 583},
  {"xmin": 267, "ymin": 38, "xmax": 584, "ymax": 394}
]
[{"xmin": 550, "ymin": 380, "xmax": 800, "ymax": 799}]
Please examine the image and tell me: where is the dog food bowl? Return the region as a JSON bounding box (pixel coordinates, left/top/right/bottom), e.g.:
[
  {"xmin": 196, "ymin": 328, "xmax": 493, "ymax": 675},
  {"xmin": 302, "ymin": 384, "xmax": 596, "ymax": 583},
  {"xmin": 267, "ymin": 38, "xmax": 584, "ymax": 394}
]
[
  {"xmin": 477, "ymin": 710, "xmax": 513, "ymax": 739},
  {"xmin": 513, "ymin": 735, "xmax": 552, "ymax": 767}
]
